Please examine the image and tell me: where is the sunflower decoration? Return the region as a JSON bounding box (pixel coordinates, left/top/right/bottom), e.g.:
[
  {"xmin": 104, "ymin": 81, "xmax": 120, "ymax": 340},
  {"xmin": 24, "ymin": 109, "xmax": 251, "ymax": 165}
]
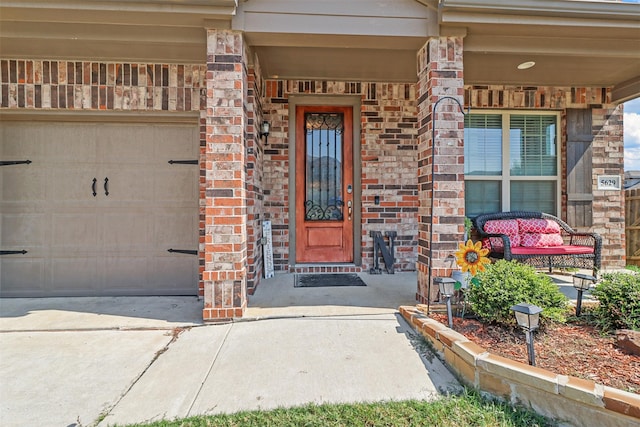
[{"xmin": 455, "ymin": 239, "xmax": 490, "ymax": 276}]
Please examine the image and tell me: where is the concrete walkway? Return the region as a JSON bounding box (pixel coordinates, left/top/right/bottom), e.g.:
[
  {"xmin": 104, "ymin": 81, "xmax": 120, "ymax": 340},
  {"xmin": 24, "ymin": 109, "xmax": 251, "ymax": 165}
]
[{"xmin": 0, "ymin": 272, "xmax": 461, "ymax": 427}]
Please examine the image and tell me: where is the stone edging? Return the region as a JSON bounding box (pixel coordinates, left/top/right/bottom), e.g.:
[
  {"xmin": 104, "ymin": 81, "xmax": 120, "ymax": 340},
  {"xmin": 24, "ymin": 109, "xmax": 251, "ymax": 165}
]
[{"xmin": 399, "ymin": 306, "xmax": 640, "ymax": 427}]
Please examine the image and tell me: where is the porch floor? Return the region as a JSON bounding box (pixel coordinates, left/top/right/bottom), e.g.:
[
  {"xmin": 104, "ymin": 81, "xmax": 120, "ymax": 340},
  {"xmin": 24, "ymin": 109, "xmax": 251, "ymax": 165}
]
[
  {"xmin": 244, "ymin": 272, "xmax": 419, "ymax": 320},
  {"xmin": 245, "ymin": 270, "xmax": 595, "ymax": 320}
]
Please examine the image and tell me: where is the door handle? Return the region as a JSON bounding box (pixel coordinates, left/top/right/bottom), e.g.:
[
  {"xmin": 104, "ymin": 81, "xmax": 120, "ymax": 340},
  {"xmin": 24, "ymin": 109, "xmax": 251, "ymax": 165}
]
[
  {"xmin": 104, "ymin": 177, "xmax": 109, "ymax": 196},
  {"xmin": 347, "ymin": 200, "xmax": 352, "ymax": 221},
  {"xmin": 92, "ymin": 178, "xmax": 97, "ymax": 197}
]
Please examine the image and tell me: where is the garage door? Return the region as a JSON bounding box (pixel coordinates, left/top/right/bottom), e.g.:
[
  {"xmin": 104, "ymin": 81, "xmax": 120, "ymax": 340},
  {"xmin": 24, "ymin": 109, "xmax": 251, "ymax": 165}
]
[{"xmin": 1, "ymin": 120, "xmax": 199, "ymax": 297}]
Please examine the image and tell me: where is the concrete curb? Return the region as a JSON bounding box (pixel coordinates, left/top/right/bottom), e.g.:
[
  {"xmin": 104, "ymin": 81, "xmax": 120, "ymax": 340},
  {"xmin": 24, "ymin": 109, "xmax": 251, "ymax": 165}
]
[{"xmin": 399, "ymin": 305, "xmax": 640, "ymax": 427}]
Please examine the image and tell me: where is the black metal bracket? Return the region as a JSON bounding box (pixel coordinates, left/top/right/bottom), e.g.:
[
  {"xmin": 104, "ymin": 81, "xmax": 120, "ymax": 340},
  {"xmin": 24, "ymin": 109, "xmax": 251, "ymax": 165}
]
[
  {"xmin": 369, "ymin": 231, "xmax": 396, "ymax": 274},
  {"xmin": 168, "ymin": 160, "xmax": 198, "ymax": 165},
  {"xmin": 168, "ymin": 248, "xmax": 197, "ymax": 255},
  {"xmin": 1, "ymin": 250, "xmax": 28, "ymax": 255},
  {"xmin": 1, "ymin": 160, "xmax": 32, "ymax": 166}
]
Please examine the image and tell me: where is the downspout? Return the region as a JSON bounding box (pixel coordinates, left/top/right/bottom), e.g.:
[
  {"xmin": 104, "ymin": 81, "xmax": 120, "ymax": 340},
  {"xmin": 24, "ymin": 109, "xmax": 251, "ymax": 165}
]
[{"xmin": 426, "ymin": 96, "xmax": 468, "ymax": 315}]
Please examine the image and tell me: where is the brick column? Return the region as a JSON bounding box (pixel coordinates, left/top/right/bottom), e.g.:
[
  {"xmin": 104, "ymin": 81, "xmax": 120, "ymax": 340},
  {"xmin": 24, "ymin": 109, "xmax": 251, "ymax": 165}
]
[
  {"xmin": 203, "ymin": 29, "xmax": 248, "ymax": 320},
  {"xmin": 416, "ymin": 37, "xmax": 466, "ymax": 303},
  {"xmin": 592, "ymin": 104, "xmax": 626, "ymax": 270}
]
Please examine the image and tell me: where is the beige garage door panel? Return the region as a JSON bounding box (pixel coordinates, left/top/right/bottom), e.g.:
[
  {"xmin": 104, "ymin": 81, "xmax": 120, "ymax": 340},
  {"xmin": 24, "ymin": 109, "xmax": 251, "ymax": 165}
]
[
  {"xmin": 1, "ymin": 120, "xmax": 199, "ymax": 297},
  {"xmin": 154, "ymin": 210, "xmax": 199, "ymax": 248},
  {"xmin": 2, "ymin": 168, "xmax": 47, "ymax": 202},
  {"xmin": 2, "ymin": 213, "xmax": 46, "ymax": 247},
  {"xmin": 154, "ymin": 169, "xmax": 199, "ymax": 202},
  {"xmin": 50, "ymin": 257, "xmax": 100, "ymax": 292},
  {"xmin": 0, "ymin": 259, "xmax": 45, "ymax": 294},
  {"xmin": 153, "ymin": 255, "xmax": 198, "ymax": 290},
  {"xmin": 102, "ymin": 211, "xmax": 151, "ymax": 250},
  {"xmin": 51, "ymin": 213, "xmax": 99, "ymax": 252}
]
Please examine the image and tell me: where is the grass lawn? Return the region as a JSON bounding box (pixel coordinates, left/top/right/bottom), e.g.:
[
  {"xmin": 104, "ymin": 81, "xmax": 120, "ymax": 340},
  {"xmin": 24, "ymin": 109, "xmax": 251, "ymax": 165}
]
[{"xmin": 120, "ymin": 389, "xmax": 553, "ymax": 427}]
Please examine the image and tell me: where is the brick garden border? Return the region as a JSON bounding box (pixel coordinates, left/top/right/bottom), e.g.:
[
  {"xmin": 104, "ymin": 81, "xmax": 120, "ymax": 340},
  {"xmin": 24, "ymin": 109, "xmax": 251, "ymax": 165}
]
[{"xmin": 400, "ymin": 306, "xmax": 640, "ymax": 427}]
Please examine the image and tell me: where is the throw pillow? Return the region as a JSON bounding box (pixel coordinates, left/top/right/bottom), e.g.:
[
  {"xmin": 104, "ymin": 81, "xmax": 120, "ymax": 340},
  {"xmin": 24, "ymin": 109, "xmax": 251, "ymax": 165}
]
[
  {"xmin": 521, "ymin": 232, "xmax": 564, "ymax": 247},
  {"xmin": 517, "ymin": 218, "xmax": 561, "ymax": 234}
]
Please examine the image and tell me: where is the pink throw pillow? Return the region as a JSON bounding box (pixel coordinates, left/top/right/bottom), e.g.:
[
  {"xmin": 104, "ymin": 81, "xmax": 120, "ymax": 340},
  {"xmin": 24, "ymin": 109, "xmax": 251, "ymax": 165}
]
[
  {"xmin": 482, "ymin": 234, "xmax": 521, "ymax": 251},
  {"xmin": 517, "ymin": 218, "xmax": 561, "ymax": 234},
  {"xmin": 521, "ymin": 232, "xmax": 564, "ymax": 247},
  {"xmin": 485, "ymin": 219, "xmax": 519, "ymax": 235},
  {"xmin": 483, "ymin": 219, "xmax": 520, "ymax": 248}
]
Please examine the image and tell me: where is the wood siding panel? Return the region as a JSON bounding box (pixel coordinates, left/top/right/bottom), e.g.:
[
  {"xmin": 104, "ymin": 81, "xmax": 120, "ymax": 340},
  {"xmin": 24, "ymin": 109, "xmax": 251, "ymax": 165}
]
[{"xmin": 566, "ymin": 109, "xmax": 593, "ymax": 228}]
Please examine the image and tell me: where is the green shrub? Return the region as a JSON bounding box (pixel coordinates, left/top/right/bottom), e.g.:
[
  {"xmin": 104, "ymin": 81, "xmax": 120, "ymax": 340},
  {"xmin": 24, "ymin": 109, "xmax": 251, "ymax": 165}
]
[
  {"xmin": 626, "ymin": 265, "xmax": 640, "ymax": 274},
  {"xmin": 591, "ymin": 272, "xmax": 640, "ymax": 331},
  {"xmin": 465, "ymin": 260, "xmax": 569, "ymax": 328}
]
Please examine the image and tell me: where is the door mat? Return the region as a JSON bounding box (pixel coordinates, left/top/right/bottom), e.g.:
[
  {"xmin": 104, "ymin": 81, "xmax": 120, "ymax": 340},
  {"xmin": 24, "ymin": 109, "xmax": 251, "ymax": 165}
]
[{"xmin": 294, "ymin": 273, "xmax": 367, "ymax": 288}]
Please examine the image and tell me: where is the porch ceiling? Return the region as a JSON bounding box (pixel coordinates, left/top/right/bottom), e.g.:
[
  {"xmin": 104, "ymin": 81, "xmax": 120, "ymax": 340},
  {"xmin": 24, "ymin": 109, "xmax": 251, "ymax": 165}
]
[
  {"xmin": 460, "ymin": 22, "xmax": 640, "ymax": 101},
  {"xmin": 0, "ymin": 0, "xmax": 233, "ymax": 63},
  {"xmin": 235, "ymin": 0, "xmax": 437, "ymax": 83},
  {"xmin": 247, "ymin": 0, "xmax": 640, "ymax": 102},
  {"xmin": 1, "ymin": 0, "xmax": 638, "ymax": 102},
  {"xmin": 438, "ymin": 0, "xmax": 640, "ymax": 103}
]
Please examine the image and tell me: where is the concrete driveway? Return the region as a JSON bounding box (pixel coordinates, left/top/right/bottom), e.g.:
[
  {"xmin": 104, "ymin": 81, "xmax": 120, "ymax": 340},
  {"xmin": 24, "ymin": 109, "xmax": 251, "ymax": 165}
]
[{"xmin": 0, "ymin": 273, "xmax": 461, "ymax": 427}]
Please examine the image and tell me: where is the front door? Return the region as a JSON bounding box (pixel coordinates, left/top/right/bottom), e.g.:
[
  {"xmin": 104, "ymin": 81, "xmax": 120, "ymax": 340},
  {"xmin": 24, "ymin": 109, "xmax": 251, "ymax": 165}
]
[{"xmin": 295, "ymin": 106, "xmax": 354, "ymax": 263}]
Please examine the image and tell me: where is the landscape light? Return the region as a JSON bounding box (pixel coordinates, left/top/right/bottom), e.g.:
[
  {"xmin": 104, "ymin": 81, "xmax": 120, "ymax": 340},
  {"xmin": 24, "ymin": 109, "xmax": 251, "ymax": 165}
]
[{"xmin": 510, "ymin": 303, "xmax": 543, "ymax": 366}]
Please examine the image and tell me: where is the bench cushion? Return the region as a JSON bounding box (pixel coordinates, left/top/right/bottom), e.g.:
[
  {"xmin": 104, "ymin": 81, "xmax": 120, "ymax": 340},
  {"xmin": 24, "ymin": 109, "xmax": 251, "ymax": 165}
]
[{"xmin": 512, "ymin": 246, "xmax": 594, "ymax": 255}]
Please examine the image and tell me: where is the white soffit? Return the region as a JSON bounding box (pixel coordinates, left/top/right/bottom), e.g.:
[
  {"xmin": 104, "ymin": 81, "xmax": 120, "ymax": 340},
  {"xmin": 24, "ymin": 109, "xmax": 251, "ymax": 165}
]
[
  {"xmin": 234, "ymin": 0, "xmax": 437, "ymax": 39},
  {"xmin": 234, "ymin": 0, "xmax": 436, "ymax": 82},
  {"xmin": 0, "ymin": 0, "xmax": 238, "ymax": 16}
]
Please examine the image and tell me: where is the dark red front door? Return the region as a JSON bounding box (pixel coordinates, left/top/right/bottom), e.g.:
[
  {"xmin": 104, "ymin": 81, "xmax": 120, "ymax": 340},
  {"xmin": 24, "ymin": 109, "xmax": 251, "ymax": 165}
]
[{"xmin": 295, "ymin": 106, "xmax": 354, "ymax": 263}]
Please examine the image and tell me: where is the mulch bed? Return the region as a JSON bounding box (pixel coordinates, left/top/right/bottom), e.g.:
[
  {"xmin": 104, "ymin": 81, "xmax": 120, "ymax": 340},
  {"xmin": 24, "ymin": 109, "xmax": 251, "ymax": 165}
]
[{"xmin": 430, "ymin": 312, "xmax": 640, "ymax": 394}]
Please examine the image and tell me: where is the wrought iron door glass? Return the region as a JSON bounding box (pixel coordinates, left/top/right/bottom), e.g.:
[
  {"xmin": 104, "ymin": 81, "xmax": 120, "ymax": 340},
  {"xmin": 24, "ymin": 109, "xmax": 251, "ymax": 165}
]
[{"xmin": 305, "ymin": 112, "xmax": 344, "ymax": 221}]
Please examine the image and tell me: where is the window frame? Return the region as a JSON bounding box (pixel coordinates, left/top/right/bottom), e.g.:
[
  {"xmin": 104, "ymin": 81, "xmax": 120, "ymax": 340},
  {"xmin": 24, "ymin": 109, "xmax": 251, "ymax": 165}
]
[{"xmin": 464, "ymin": 110, "xmax": 562, "ymax": 216}]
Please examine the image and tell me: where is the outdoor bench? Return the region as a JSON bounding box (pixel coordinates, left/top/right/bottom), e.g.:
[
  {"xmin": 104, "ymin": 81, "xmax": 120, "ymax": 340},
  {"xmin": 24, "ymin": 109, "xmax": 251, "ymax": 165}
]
[{"xmin": 473, "ymin": 211, "xmax": 601, "ymax": 276}]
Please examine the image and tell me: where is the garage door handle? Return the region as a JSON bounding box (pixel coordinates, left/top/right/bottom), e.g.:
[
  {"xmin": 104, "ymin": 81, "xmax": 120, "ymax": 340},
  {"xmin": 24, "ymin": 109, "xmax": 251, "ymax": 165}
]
[
  {"xmin": 104, "ymin": 177, "xmax": 109, "ymax": 196},
  {"xmin": 92, "ymin": 178, "xmax": 97, "ymax": 197}
]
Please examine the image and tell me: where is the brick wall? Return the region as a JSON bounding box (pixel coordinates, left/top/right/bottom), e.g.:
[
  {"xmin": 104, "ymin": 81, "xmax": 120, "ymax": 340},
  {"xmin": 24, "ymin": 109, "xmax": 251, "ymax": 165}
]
[
  {"xmin": 262, "ymin": 80, "xmax": 291, "ymax": 270},
  {"xmin": 592, "ymin": 105, "xmax": 626, "ymax": 269},
  {"xmin": 246, "ymin": 56, "xmax": 266, "ymax": 294},
  {"xmin": 361, "ymin": 83, "xmax": 419, "ymax": 271},
  {"xmin": 416, "ymin": 37, "xmax": 466, "ymax": 304},
  {"xmin": 0, "ymin": 59, "xmax": 206, "ymax": 111},
  {"xmin": 262, "ymin": 80, "xmax": 419, "ymax": 272},
  {"xmin": 202, "ymin": 29, "xmax": 248, "ymax": 320}
]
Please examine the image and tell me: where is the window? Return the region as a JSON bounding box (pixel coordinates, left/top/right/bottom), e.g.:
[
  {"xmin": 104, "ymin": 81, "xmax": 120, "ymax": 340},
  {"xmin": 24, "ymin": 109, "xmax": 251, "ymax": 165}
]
[{"xmin": 464, "ymin": 111, "xmax": 560, "ymax": 217}]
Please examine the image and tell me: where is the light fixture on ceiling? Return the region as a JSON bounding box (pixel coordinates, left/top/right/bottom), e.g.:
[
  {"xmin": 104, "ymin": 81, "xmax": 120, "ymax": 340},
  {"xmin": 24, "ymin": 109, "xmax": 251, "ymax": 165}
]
[{"xmin": 517, "ymin": 61, "xmax": 536, "ymax": 70}]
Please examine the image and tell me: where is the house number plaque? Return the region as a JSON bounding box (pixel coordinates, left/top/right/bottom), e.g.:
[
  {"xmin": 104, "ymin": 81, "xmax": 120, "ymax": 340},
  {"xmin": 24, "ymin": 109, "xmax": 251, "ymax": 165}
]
[{"xmin": 597, "ymin": 175, "xmax": 621, "ymax": 191}]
